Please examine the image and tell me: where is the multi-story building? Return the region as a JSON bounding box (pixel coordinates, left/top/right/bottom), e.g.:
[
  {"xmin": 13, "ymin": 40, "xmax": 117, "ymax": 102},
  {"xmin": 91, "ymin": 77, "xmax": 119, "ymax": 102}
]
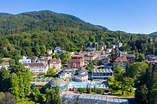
[
  {"xmin": 59, "ymin": 68, "xmax": 77, "ymax": 79},
  {"xmin": 49, "ymin": 58, "xmax": 62, "ymax": 72},
  {"xmin": 86, "ymin": 42, "xmax": 98, "ymax": 51},
  {"xmin": 68, "ymin": 55, "xmax": 85, "ymax": 68},
  {"xmin": 114, "ymin": 56, "xmax": 128, "ymax": 70},
  {"xmin": 74, "ymin": 67, "xmax": 88, "ymax": 82},
  {"xmin": 92, "ymin": 68, "xmax": 113, "ymax": 80},
  {"xmin": 24, "ymin": 62, "xmax": 48, "ymax": 75},
  {"xmin": 54, "ymin": 47, "xmax": 65, "ymax": 54}
]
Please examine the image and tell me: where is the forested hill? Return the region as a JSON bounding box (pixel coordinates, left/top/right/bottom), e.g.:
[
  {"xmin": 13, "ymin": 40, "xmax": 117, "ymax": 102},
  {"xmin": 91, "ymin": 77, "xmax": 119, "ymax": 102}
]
[
  {"xmin": 0, "ymin": 12, "xmax": 12, "ymax": 16},
  {"xmin": 0, "ymin": 10, "xmax": 152, "ymax": 58},
  {"xmin": 150, "ymin": 31, "xmax": 157, "ymax": 35},
  {"xmin": 0, "ymin": 10, "xmax": 109, "ymax": 35}
]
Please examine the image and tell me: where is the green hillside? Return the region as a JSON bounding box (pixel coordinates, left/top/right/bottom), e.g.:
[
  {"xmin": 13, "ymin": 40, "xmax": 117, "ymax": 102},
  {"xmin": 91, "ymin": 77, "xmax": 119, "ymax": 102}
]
[
  {"xmin": 0, "ymin": 10, "xmax": 153, "ymax": 59},
  {"xmin": 0, "ymin": 10, "xmax": 108, "ymax": 35}
]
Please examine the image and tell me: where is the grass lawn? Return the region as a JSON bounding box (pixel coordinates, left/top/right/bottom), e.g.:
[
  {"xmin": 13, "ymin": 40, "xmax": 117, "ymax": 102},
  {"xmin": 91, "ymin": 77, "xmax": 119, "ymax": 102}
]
[{"xmin": 111, "ymin": 90, "xmax": 134, "ymax": 98}]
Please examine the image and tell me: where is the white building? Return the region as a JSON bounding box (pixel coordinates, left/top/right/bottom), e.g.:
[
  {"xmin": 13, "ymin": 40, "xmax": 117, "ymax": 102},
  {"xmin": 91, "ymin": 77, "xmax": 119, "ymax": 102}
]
[
  {"xmin": 49, "ymin": 58, "xmax": 62, "ymax": 72},
  {"xmin": 0, "ymin": 62, "xmax": 9, "ymax": 70},
  {"xmin": 54, "ymin": 47, "xmax": 65, "ymax": 54},
  {"xmin": 59, "ymin": 68, "xmax": 76, "ymax": 79},
  {"xmin": 19, "ymin": 56, "xmax": 31, "ymax": 64},
  {"xmin": 47, "ymin": 49, "xmax": 52, "ymax": 55},
  {"xmin": 116, "ymin": 42, "xmax": 123, "ymax": 48},
  {"xmin": 106, "ymin": 48, "xmax": 112, "ymax": 53},
  {"xmin": 111, "ymin": 44, "xmax": 116, "ymax": 49},
  {"xmin": 24, "ymin": 62, "xmax": 48, "ymax": 75},
  {"xmin": 74, "ymin": 67, "xmax": 88, "ymax": 82}
]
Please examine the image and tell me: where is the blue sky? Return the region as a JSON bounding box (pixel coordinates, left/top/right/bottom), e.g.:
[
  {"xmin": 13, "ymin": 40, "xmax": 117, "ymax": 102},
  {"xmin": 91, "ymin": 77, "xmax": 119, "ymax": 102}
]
[{"xmin": 0, "ymin": 0, "xmax": 157, "ymax": 34}]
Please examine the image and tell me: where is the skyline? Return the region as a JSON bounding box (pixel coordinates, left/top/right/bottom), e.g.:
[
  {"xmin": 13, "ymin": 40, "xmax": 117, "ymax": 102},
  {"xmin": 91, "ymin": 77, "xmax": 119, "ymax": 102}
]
[{"xmin": 0, "ymin": 0, "xmax": 157, "ymax": 34}]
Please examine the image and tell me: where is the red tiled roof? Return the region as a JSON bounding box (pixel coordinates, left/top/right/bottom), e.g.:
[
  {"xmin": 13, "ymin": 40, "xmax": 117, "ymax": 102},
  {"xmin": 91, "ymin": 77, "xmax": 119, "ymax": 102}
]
[
  {"xmin": 68, "ymin": 59, "xmax": 83, "ymax": 63},
  {"xmin": 2, "ymin": 58, "xmax": 11, "ymax": 62},
  {"xmin": 71, "ymin": 55, "xmax": 84, "ymax": 58}
]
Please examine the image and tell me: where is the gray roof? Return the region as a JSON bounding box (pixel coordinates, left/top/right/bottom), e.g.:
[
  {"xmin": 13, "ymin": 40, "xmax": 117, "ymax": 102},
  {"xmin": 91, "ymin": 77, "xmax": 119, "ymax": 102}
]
[
  {"xmin": 62, "ymin": 94, "xmax": 129, "ymax": 104},
  {"xmin": 124, "ymin": 54, "xmax": 135, "ymax": 58},
  {"xmin": 49, "ymin": 78, "xmax": 67, "ymax": 87},
  {"xmin": 0, "ymin": 62, "xmax": 9, "ymax": 66},
  {"xmin": 93, "ymin": 69, "xmax": 113, "ymax": 73}
]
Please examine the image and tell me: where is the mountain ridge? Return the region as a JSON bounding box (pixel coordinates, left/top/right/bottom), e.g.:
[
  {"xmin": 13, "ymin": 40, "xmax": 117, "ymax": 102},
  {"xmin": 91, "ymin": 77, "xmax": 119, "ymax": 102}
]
[
  {"xmin": 0, "ymin": 12, "xmax": 13, "ymax": 16},
  {"xmin": 150, "ymin": 31, "xmax": 157, "ymax": 35},
  {"xmin": 0, "ymin": 10, "xmax": 109, "ymax": 35}
]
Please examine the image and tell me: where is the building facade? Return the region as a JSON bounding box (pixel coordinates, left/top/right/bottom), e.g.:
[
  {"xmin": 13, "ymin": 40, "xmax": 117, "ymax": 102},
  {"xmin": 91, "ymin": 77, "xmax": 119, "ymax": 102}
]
[
  {"xmin": 49, "ymin": 58, "xmax": 62, "ymax": 72},
  {"xmin": 68, "ymin": 55, "xmax": 85, "ymax": 68},
  {"xmin": 24, "ymin": 62, "xmax": 48, "ymax": 75}
]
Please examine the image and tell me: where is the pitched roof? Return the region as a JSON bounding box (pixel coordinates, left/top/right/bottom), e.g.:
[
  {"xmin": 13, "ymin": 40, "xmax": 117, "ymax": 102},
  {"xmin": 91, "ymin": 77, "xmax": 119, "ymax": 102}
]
[
  {"xmin": 2, "ymin": 58, "xmax": 11, "ymax": 62},
  {"xmin": 50, "ymin": 58, "xmax": 61, "ymax": 64},
  {"xmin": 68, "ymin": 59, "xmax": 83, "ymax": 63},
  {"xmin": 123, "ymin": 54, "xmax": 135, "ymax": 58},
  {"xmin": 24, "ymin": 62, "xmax": 47, "ymax": 67},
  {"xmin": 49, "ymin": 78, "xmax": 66, "ymax": 87},
  {"xmin": 115, "ymin": 57, "xmax": 128, "ymax": 62},
  {"xmin": 0, "ymin": 62, "xmax": 9, "ymax": 66}
]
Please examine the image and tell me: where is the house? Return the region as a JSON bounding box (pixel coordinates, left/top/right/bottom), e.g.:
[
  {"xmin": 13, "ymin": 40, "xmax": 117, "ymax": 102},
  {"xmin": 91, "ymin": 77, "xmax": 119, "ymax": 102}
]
[
  {"xmin": 59, "ymin": 68, "xmax": 77, "ymax": 80},
  {"xmin": 68, "ymin": 55, "xmax": 85, "ymax": 68},
  {"xmin": 106, "ymin": 48, "xmax": 112, "ymax": 54},
  {"xmin": 47, "ymin": 49, "xmax": 52, "ymax": 55},
  {"xmin": 54, "ymin": 47, "xmax": 65, "ymax": 54},
  {"xmin": 0, "ymin": 62, "xmax": 9, "ymax": 70},
  {"xmin": 123, "ymin": 54, "xmax": 135, "ymax": 62},
  {"xmin": 154, "ymin": 37, "xmax": 157, "ymax": 42},
  {"xmin": 36, "ymin": 56, "xmax": 49, "ymax": 64},
  {"xmin": 112, "ymin": 51, "xmax": 135, "ymax": 63},
  {"xmin": 111, "ymin": 44, "xmax": 116, "ymax": 49},
  {"xmin": 86, "ymin": 42, "xmax": 98, "ymax": 51},
  {"xmin": 84, "ymin": 53, "xmax": 99, "ymax": 61},
  {"xmin": 146, "ymin": 55, "xmax": 156, "ymax": 61},
  {"xmin": 27, "ymin": 56, "xmax": 38, "ymax": 63},
  {"xmin": 19, "ymin": 56, "xmax": 31, "ymax": 64},
  {"xmin": 116, "ymin": 42, "xmax": 123, "ymax": 48},
  {"xmin": 114, "ymin": 56, "xmax": 128, "ymax": 70},
  {"xmin": 99, "ymin": 45, "xmax": 105, "ymax": 51},
  {"xmin": 103, "ymin": 56, "xmax": 110, "ymax": 65},
  {"xmin": 24, "ymin": 62, "xmax": 48, "ymax": 75},
  {"xmin": 74, "ymin": 67, "xmax": 88, "ymax": 82},
  {"xmin": 2, "ymin": 58, "xmax": 10, "ymax": 62},
  {"xmin": 145, "ymin": 55, "xmax": 157, "ymax": 64},
  {"xmin": 49, "ymin": 58, "xmax": 62, "ymax": 72},
  {"xmin": 79, "ymin": 51, "xmax": 102, "ymax": 61}
]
